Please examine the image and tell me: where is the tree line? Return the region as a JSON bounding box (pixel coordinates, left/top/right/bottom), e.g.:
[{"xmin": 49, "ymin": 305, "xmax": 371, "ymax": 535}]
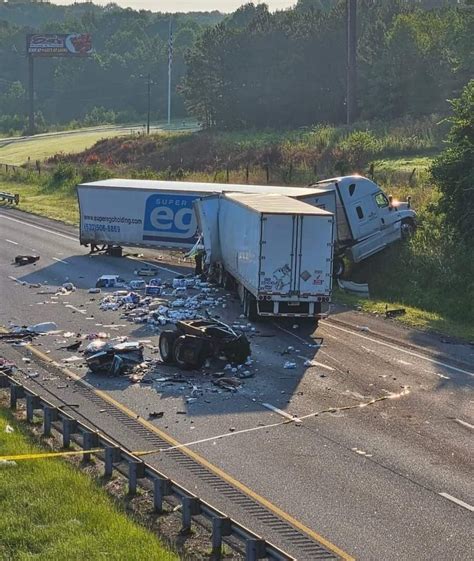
[
  {"xmin": 0, "ymin": 3, "xmax": 223, "ymax": 133},
  {"xmin": 182, "ymin": 0, "xmax": 473, "ymax": 128},
  {"xmin": 0, "ymin": 0, "xmax": 472, "ymax": 133}
]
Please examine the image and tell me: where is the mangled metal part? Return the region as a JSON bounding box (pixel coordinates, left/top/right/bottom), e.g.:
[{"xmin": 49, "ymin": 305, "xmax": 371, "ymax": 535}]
[{"xmin": 86, "ymin": 341, "xmax": 144, "ymax": 376}]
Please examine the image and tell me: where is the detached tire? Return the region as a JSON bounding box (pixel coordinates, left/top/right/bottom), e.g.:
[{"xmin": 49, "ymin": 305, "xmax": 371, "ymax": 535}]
[{"xmin": 159, "ymin": 330, "xmax": 178, "ymax": 363}]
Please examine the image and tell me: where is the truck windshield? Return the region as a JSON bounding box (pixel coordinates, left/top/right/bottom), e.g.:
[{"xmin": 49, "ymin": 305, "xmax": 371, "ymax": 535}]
[{"xmin": 375, "ymin": 192, "xmax": 389, "ymax": 208}]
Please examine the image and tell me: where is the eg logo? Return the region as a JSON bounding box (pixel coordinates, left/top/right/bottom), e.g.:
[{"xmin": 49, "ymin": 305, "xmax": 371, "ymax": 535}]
[{"xmin": 143, "ymin": 194, "xmax": 198, "ymax": 243}]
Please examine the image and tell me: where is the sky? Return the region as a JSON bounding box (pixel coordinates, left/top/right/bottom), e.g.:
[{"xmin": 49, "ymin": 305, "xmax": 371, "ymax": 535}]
[{"xmin": 51, "ymin": 0, "xmax": 297, "ymax": 13}]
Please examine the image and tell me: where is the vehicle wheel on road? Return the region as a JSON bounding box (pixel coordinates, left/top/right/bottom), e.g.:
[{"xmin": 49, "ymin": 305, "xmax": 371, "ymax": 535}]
[
  {"xmin": 243, "ymin": 290, "xmax": 258, "ymax": 322},
  {"xmin": 333, "ymin": 257, "xmax": 345, "ymax": 278},
  {"xmin": 223, "ymin": 272, "xmax": 235, "ymax": 291},
  {"xmin": 216, "ymin": 265, "xmax": 225, "ymax": 287},
  {"xmin": 159, "ymin": 330, "xmax": 178, "ymax": 363},
  {"xmin": 401, "ymin": 218, "xmax": 416, "ymax": 240},
  {"xmin": 173, "ymin": 335, "xmax": 207, "ymax": 370}
]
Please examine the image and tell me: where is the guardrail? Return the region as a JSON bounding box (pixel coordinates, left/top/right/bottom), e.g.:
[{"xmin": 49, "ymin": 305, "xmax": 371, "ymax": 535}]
[
  {"xmin": 0, "ymin": 191, "xmax": 20, "ymax": 204},
  {"xmin": 0, "ymin": 373, "xmax": 295, "ymax": 561}
]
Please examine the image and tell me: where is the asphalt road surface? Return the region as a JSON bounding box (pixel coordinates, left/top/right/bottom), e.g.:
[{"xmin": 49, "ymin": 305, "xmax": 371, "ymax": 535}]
[{"xmin": 0, "ymin": 207, "xmax": 473, "ymax": 561}]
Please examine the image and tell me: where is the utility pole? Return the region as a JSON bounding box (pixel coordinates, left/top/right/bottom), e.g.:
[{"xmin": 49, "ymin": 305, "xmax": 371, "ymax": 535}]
[
  {"xmin": 27, "ymin": 54, "xmax": 34, "ymax": 136},
  {"xmin": 167, "ymin": 18, "xmax": 173, "ymax": 126},
  {"xmin": 146, "ymin": 72, "xmax": 151, "ymax": 134},
  {"xmin": 346, "ymin": 0, "xmax": 357, "ymax": 125}
]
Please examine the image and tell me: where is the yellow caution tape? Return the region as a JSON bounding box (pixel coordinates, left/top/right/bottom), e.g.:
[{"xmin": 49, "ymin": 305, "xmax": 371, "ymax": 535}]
[{"xmin": 0, "ymin": 448, "xmax": 104, "ymax": 461}]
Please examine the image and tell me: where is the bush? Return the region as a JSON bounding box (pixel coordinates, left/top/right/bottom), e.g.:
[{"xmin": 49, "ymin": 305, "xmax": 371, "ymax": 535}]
[
  {"xmin": 48, "ymin": 162, "xmax": 79, "ymax": 190},
  {"xmin": 84, "ymin": 106, "xmax": 117, "ymax": 126},
  {"xmin": 339, "ymin": 130, "xmax": 382, "ymax": 170}
]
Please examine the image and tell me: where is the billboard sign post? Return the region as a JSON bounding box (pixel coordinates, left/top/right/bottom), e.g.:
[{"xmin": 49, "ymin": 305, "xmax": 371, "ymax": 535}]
[{"xmin": 26, "ymin": 33, "xmax": 92, "ymax": 135}]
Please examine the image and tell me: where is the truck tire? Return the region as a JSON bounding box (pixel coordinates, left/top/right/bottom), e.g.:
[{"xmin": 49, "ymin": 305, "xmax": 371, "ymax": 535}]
[
  {"xmin": 159, "ymin": 330, "xmax": 178, "ymax": 363},
  {"xmin": 333, "ymin": 257, "xmax": 345, "ymax": 278},
  {"xmin": 401, "ymin": 218, "xmax": 416, "ymax": 240},
  {"xmin": 173, "ymin": 335, "xmax": 207, "ymax": 370}
]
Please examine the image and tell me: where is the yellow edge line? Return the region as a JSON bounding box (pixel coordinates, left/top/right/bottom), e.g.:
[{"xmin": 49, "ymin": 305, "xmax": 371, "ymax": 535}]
[{"xmin": 5, "ymin": 337, "xmax": 354, "ymax": 560}]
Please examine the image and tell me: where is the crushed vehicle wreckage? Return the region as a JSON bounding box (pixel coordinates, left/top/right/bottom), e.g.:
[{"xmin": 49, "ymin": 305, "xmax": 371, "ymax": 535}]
[
  {"xmin": 85, "ymin": 340, "xmax": 144, "ymax": 376},
  {"xmin": 159, "ymin": 319, "xmax": 251, "ymax": 370}
]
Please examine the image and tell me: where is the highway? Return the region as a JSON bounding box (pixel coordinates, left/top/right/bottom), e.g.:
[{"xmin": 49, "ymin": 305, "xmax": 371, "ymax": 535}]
[{"xmin": 1, "ymin": 207, "xmax": 473, "ymax": 560}]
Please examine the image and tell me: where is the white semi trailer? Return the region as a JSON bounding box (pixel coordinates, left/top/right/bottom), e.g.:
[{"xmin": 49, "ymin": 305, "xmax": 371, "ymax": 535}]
[
  {"xmin": 76, "ymin": 176, "xmax": 415, "ymax": 274},
  {"xmin": 195, "ymin": 192, "xmax": 334, "ymax": 320}
]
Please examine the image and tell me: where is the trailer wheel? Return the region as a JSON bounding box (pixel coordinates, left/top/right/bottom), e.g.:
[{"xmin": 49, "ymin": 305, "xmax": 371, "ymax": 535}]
[
  {"xmin": 243, "ymin": 290, "xmax": 258, "ymax": 322},
  {"xmin": 216, "ymin": 265, "xmax": 225, "ymax": 287},
  {"xmin": 159, "ymin": 330, "xmax": 178, "ymax": 363}
]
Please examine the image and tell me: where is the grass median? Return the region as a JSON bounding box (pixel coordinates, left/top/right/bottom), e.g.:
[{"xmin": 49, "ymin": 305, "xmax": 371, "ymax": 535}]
[{"xmin": 0, "ymin": 407, "xmax": 178, "ymax": 561}]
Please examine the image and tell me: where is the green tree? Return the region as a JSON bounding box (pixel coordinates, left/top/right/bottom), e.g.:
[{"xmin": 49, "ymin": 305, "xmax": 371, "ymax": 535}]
[{"xmin": 431, "ymin": 80, "xmax": 474, "ymax": 240}]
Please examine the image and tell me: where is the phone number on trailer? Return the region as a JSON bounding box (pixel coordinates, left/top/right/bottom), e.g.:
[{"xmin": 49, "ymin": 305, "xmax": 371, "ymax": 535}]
[{"xmin": 83, "ymin": 223, "xmax": 121, "ymax": 233}]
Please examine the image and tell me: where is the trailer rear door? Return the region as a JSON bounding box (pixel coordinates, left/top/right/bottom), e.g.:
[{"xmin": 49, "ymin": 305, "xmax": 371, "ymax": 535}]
[
  {"xmin": 259, "ymin": 214, "xmax": 297, "ymax": 296},
  {"xmin": 297, "ymin": 214, "xmax": 333, "ymax": 296}
]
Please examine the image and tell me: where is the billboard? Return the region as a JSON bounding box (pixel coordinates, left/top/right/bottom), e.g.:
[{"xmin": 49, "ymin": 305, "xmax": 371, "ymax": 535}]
[{"xmin": 27, "ymin": 34, "xmax": 92, "ymax": 57}]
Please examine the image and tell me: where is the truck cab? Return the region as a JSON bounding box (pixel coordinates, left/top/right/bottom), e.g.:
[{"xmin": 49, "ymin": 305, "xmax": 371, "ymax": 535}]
[{"xmin": 311, "ymin": 176, "xmax": 416, "ymax": 265}]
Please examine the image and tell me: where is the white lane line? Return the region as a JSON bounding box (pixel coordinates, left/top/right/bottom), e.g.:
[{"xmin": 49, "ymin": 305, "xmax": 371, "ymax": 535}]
[
  {"xmin": 439, "ymin": 493, "xmax": 474, "ymax": 512},
  {"xmin": 454, "ymin": 418, "xmax": 474, "ymax": 430},
  {"xmin": 397, "ymin": 359, "xmax": 412, "ymax": 366},
  {"xmin": 324, "ymin": 322, "xmax": 474, "ymax": 378},
  {"xmin": 0, "ymin": 214, "xmax": 76, "ymax": 241},
  {"xmin": 262, "ymin": 403, "xmax": 302, "ymax": 423},
  {"xmin": 5, "ymin": 238, "xmax": 18, "ymax": 245},
  {"xmin": 52, "ymin": 257, "xmax": 69, "ymax": 265},
  {"xmin": 65, "ymin": 304, "xmax": 86, "ymax": 315}
]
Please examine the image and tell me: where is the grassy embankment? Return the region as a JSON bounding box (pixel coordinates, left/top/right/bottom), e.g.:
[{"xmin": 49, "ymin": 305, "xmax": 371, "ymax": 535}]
[
  {"xmin": 0, "ymin": 408, "xmax": 178, "ymax": 560},
  {"xmin": 1, "ymin": 117, "xmax": 472, "ymax": 341},
  {"xmin": 0, "ymin": 130, "xmax": 126, "ymax": 166}
]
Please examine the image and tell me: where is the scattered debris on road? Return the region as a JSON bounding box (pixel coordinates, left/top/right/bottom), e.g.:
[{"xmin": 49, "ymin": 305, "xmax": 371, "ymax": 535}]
[
  {"xmin": 14, "ymin": 255, "xmax": 40, "ymax": 266},
  {"xmin": 27, "ymin": 322, "xmax": 59, "ymax": 334}
]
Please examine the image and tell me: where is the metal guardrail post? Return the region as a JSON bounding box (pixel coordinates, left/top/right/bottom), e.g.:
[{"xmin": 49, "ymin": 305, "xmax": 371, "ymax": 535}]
[
  {"xmin": 104, "ymin": 446, "xmax": 121, "ymax": 478},
  {"xmin": 153, "ymin": 476, "xmax": 172, "ymax": 513},
  {"xmin": 182, "ymin": 496, "xmax": 201, "ymax": 533},
  {"xmin": 0, "ymin": 373, "xmax": 9, "ymax": 388},
  {"xmin": 82, "ymin": 430, "xmax": 99, "ymax": 462},
  {"xmin": 62, "ymin": 418, "xmax": 78, "ymax": 448},
  {"xmin": 245, "ymin": 538, "xmax": 267, "ymax": 561},
  {"xmin": 212, "ymin": 516, "xmax": 232, "ymax": 558},
  {"xmin": 10, "ymin": 383, "xmax": 25, "ymax": 410},
  {"xmin": 43, "ymin": 406, "xmax": 58, "ymax": 437},
  {"xmin": 26, "ymin": 394, "xmax": 40, "ymax": 422},
  {"xmin": 128, "ymin": 460, "xmax": 145, "ymax": 495}
]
